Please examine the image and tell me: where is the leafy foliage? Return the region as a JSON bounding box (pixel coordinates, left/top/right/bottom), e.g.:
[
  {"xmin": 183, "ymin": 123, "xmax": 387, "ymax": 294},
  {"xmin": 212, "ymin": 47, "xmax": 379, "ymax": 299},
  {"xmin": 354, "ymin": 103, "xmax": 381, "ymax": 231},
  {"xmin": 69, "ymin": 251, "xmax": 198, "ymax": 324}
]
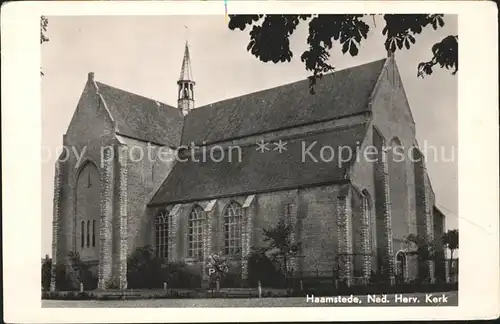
[
  {"xmin": 220, "ymin": 265, "xmax": 244, "ymax": 288},
  {"xmin": 260, "ymin": 217, "xmax": 301, "ymax": 289},
  {"xmin": 162, "ymin": 261, "xmax": 202, "ymax": 289},
  {"xmin": 228, "ymin": 14, "xmax": 458, "ymax": 94},
  {"xmin": 262, "ymin": 217, "xmax": 300, "ymax": 271},
  {"xmin": 68, "ymin": 251, "xmax": 98, "ymax": 289},
  {"xmin": 418, "ymin": 35, "xmax": 458, "ymax": 78},
  {"xmin": 41, "ymin": 256, "xmax": 52, "ymax": 291},
  {"xmin": 442, "ymin": 229, "xmax": 459, "ymax": 252},
  {"xmin": 127, "ymin": 245, "xmax": 164, "ymax": 289},
  {"xmin": 247, "ymin": 247, "xmax": 285, "ymax": 288},
  {"xmin": 40, "ymin": 16, "xmax": 49, "ymax": 76},
  {"xmin": 54, "ymin": 262, "xmax": 71, "ymax": 291},
  {"xmin": 40, "ymin": 16, "xmax": 49, "ymax": 44},
  {"xmin": 405, "ymin": 233, "xmax": 435, "ymax": 260},
  {"xmin": 405, "ymin": 233, "xmax": 436, "ymax": 282},
  {"xmin": 442, "ymin": 229, "xmax": 459, "ymax": 281},
  {"xmin": 205, "ymin": 253, "xmax": 229, "ymax": 280},
  {"xmin": 126, "ymin": 246, "xmax": 201, "ymax": 289}
]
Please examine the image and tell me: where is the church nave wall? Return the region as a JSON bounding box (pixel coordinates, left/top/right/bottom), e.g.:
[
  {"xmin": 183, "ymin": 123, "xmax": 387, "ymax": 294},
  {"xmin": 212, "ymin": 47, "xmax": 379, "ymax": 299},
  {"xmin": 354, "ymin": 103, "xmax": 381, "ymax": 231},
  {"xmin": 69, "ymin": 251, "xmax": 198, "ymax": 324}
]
[{"xmin": 147, "ymin": 183, "xmax": 352, "ymax": 284}]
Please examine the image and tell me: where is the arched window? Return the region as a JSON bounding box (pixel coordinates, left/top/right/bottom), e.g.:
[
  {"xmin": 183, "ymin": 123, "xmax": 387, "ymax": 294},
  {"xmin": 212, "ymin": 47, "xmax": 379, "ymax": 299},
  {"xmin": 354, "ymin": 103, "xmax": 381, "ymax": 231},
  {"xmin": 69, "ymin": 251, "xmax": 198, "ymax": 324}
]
[
  {"xmin": 81, "ymin": 221, "xmax": 85, "ymax": 248},
  {"xmin": 92, "ymin": 220, "xmax": 96, "ymax": 247},
  {"xmin": 155, "ymin": 212, "xmax": 169, "ymax": 259},
  {"xmin": 188, "ymin": 206, "xmax": 204, "ymax": 260},
  {"xmin": 86, "ymin": 220, "xmax": 90, "ymax": 247},
  {"xmin": 395, "ymin": 251, "xmax": 407, "ymax": 283},
  {"xmin": 223, "ymin": 202, "xmax": 242, "ymax": 256}
]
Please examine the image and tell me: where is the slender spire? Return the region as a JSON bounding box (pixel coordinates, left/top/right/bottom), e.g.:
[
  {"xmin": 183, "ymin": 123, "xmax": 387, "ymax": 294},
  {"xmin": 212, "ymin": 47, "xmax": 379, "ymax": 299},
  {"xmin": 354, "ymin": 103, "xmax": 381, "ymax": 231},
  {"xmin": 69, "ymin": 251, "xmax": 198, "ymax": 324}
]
[
  {"xmin": 177, "ymin": 40, "xmax": 195, "ymax": 116},
  {"xmin": 179, "ymin": 41, "xmax": 194, "ymax": 81}
]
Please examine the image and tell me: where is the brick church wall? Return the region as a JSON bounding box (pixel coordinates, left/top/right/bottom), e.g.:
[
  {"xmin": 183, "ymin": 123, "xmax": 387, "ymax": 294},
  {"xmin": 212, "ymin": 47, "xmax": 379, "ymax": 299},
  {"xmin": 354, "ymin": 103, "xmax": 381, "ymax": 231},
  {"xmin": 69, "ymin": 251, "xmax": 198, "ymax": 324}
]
[
  {"xmin": 51, "ymin": 76, "xmax": 180, "ymax": 290},
  {"xmin": 147, "ymin": 183, "xmax": 351, "ymax": 283},
  {"xmin": 350, "ymin": 188, "xmax": 365, "ymax": 278},
  {"xmin": 54, "ymin": 99, "xmax": 121, "ymax": 288},
  {"xmin": 364, "ymin": 56, "xmax": 438, "ymax": 283},
  {"xmin": 120, "ymin": 139, "xmax": 177, "ymax": 256},
  {"xmin": 349, "ymin": 56, "xmax": 422, "ymax": 283}
]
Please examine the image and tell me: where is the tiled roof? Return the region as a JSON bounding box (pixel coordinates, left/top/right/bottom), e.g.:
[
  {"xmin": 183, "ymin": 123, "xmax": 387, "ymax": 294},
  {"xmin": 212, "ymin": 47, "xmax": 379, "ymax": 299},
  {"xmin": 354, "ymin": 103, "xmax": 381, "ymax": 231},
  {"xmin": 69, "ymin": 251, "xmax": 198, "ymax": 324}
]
[
  {"xmin": 181, "ymin": 59, "xmax": 385, "ymax": 145},
  {"xmin": 96, "ymin": 82, "xmax": 184, "ymax": 147},
  {"xmin": 149, "ymin": 123, "xmax": 369, "ymax": 205}
]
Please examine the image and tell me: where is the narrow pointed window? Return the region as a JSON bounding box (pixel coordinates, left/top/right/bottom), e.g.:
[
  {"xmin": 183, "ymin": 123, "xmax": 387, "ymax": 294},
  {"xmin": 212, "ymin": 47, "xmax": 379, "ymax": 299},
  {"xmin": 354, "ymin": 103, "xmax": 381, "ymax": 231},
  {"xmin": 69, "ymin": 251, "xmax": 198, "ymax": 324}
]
[
  {"xmin": 86, "ymin": 220, "xmax": 90, "ymax": 247},
  {"xmin": 155, "ymin": 212, "xmax": 169, "ymax": 259},
  {"xmin": 81, "ymin": 221, "xmax": 85, "ymax": 248},
  {"xmin": 188, "ymin": 206, "xmax": 204, "ymax": 260},
  {"xmin": 223, "ymin": 202, "xmax": 242, "ymax": 256},
  {"xmin": 87, "ymin": 171, "xmax": 92, "ymax": 188},
  {"xmin": 92, "ymin": 220, "xmax": 96, "ymax": 247}
]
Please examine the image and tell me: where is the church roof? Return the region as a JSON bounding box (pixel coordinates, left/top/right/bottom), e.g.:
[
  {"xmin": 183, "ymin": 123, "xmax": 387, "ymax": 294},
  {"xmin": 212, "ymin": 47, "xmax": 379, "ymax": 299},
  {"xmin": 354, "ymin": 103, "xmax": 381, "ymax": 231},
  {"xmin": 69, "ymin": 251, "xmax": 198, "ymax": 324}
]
[
  {"xmin": 95, "ymin": 82, "xmax": 184, "ymax": 147},
  {"xmin": 181, "ymin": 58, "xmax": 386, "ymax": 145},
  {"xmin": 149, "ymin": 123, "xmax": 369, "ymax": 205}
]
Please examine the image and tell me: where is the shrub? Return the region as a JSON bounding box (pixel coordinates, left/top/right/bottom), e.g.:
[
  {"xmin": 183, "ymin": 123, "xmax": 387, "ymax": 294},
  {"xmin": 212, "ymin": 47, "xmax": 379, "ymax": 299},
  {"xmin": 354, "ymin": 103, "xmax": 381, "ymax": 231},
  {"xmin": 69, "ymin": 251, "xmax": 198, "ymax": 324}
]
[
  {"xmin": 247, "ymin": 248, "xmax": 285, "ymax": 288},
  {"xmin": 106, "ymin": 277, "xmax": 120, "ymax": 289},
  {"xmin": 52, "ymin": 261, "xmax": 81, "ymax": 291},
  {"xmin": 163, "ymin": 261, "xmax": 202, "ymax": 289},
  {"xmin": 127, "ymin": 246, "xmax": 202, "ymax": 289},
  {"xmin": 41, "ymin": 256, "xmax": 52, "ymax": 291},
  {"xmin": 127, "ymin": 246, "xmax": 164, "ymax": 289},
  {"xmin": 68, "ymin": 252, "xmax": 98, "ymax": 290},
  {"xmin": 220, "ymin": 266, "xmax": 242, "ymax": 288}
]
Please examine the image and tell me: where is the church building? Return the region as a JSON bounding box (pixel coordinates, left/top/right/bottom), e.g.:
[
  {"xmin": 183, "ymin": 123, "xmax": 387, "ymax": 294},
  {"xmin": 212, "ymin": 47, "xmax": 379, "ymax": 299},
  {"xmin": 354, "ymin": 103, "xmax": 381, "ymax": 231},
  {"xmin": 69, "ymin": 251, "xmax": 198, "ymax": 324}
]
[{"xmin": 50, "ymin": 42, "xmax": 447, "ymax": 291}]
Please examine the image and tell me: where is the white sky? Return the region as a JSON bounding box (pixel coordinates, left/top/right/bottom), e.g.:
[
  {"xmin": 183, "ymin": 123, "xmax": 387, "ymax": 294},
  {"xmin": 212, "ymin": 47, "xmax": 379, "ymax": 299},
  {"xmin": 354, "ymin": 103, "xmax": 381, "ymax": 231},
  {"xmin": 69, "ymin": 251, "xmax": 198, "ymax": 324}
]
[{"xmin": 41, "ymin": 15, "xmax": 458, "ymax": 257}]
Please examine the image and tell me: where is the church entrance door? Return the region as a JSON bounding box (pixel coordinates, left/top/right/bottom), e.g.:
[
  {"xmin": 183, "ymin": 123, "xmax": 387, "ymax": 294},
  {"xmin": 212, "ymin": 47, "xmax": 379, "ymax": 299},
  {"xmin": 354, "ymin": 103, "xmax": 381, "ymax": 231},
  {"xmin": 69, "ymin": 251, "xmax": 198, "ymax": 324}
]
[{"xmin": 395, "ymin": 251, "xmax": 407, "ymax": 284}]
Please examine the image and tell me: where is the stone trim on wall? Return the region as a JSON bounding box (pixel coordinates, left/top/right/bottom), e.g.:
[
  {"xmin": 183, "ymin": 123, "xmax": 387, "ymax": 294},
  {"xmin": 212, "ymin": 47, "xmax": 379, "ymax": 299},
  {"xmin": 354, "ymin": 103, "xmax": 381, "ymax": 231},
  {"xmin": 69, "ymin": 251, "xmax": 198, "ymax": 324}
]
[
  {"xmin": 50, "ymin": 161, "xmax": 63, "ymax": 291},
  {"xmin": 361, "ymin": 194, "xmax": 372, "ymax": 282},
  {"xmin": 336, "ymin": 195, "xmax": 353, "ymax": 286},
  {"xmin": 241, "ymin": 195, "xmax": 255, "ymax": 280},
  {"xmin": 168, "ymin": 204, "xmax": 181, "ymax": 261},
  {"xmin": 444, "ymin": 259, "xmax": 450, "ymax": 283},
  {"xmin": 98, "ymin": 147, "xmax": 114, "ymax": 289},
  {"xmin": 381, "ymin": 149, "xmax": 396, "ymax": 285},
  {"xmin": 287, "ymin": 201, "xmax": 298, "ymax": 273},
  {"xmin": 202, "ymin": 200, "xmax": 216, "ymax": 286},
  {"xmin": 423, "ymin": 178, "xmax": 435, "ymax": 283},
  {"xmin": 118, "ymin": 147, "xmax": 128, "ymax": 290}
]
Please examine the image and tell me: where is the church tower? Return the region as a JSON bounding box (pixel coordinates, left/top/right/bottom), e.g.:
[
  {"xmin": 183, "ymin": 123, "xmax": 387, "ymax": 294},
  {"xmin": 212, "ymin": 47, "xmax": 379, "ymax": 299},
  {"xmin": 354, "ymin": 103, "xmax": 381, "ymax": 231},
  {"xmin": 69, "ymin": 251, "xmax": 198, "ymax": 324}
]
[{"xmin": 177, "ymin": 41, "xmax": 195, "ymax": 116}]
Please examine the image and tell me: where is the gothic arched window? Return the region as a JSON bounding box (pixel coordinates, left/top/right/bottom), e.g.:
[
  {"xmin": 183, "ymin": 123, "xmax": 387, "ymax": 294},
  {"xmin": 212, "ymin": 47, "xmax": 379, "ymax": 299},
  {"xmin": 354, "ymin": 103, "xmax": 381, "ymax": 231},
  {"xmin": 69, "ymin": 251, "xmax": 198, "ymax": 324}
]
[
  {"xmin": 223, "ymin": 202, "xmax": 242, "ymax": 256},
  {"xmin": 188, "ymin": 206, "xmax": 204, "ymax": 260},
  {"xmin": 155, "ymin": 212, "xmax": 169, "ymax": 259}
]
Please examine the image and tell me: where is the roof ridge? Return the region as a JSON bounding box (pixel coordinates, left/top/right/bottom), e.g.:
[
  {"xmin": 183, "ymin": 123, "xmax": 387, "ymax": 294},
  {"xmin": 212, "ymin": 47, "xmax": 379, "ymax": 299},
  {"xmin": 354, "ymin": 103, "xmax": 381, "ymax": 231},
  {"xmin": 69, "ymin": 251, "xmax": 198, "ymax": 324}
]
[
  {"xmin": 190, "ymin": 58, "xmax": 386, "ymax": 113},
  {"xmin": 95, "ymin": 81, "xmax": 179, "ymax": 112}
]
